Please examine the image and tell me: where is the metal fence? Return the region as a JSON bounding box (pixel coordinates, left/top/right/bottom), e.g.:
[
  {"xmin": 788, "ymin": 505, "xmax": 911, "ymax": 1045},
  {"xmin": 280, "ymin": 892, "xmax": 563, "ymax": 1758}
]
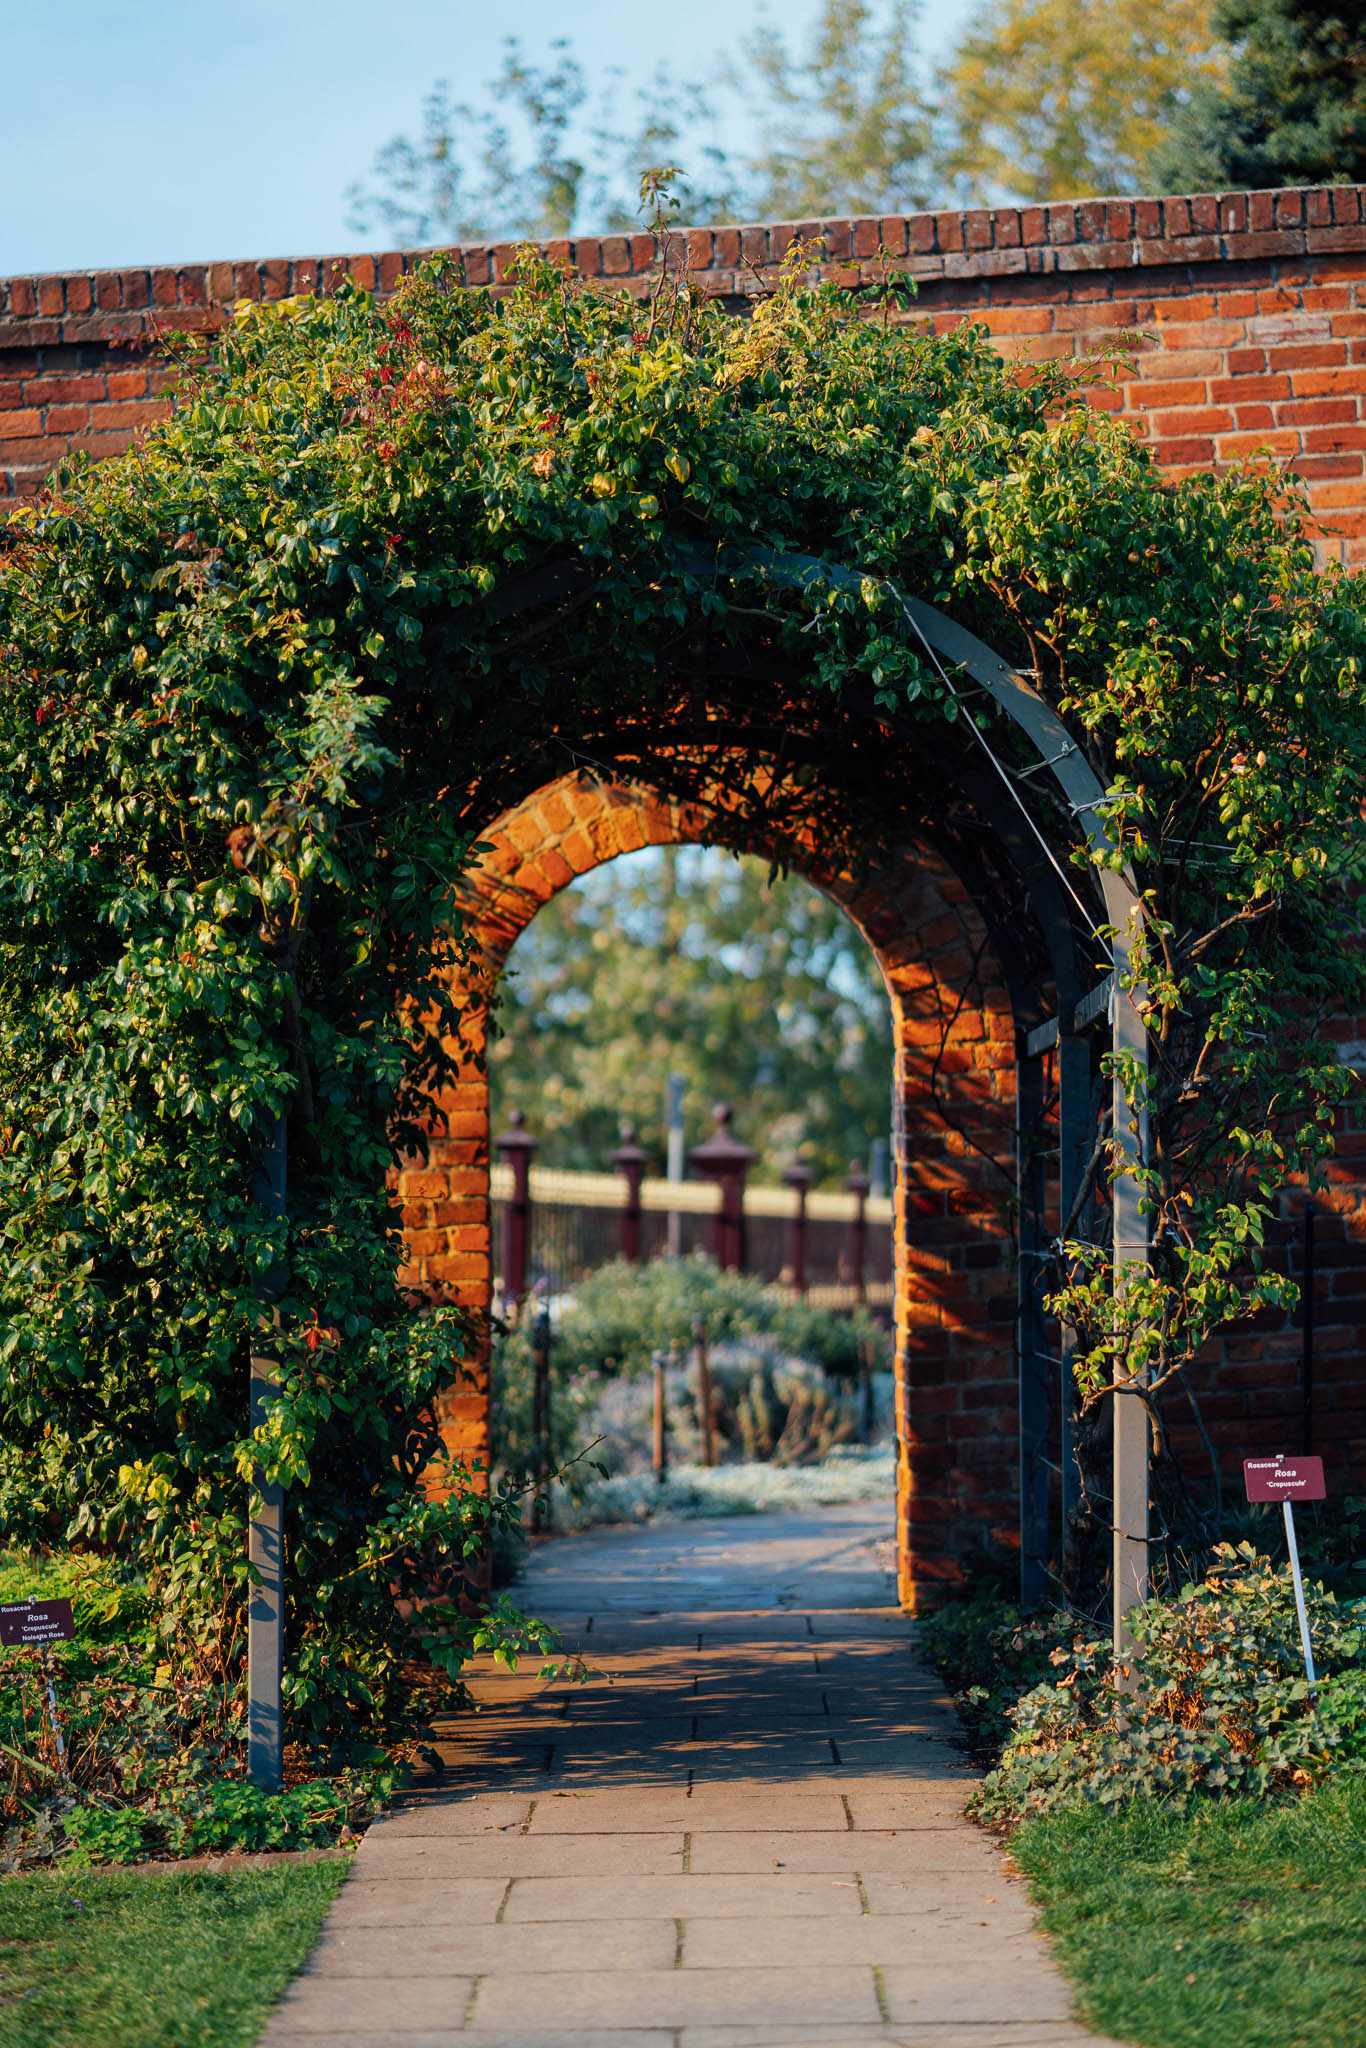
[{"xmin": 490, "ymin": 1162, "xmax": 893, "ymax": 1309}]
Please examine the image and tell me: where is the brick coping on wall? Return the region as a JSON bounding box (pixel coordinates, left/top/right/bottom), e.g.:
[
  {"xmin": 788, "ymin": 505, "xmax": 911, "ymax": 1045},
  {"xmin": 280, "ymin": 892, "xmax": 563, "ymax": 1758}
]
[{"xmin": 3, "ymin": 183, "xmax": 1365, "ymax": 346}]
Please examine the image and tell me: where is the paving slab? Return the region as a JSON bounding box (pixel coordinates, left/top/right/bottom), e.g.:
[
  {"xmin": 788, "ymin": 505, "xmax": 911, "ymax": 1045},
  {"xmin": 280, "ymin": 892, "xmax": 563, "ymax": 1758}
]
[
  {"xmin": 262, "ymin": 2035, "xmax": 671, "ymax": 2048},
  {"xmin": 350, "ymin": 1831, "xmax": 686, "ymax": 1879},
  {"xmin": 861, "ymin": 1876, "xmax": 1039, "ymax": 1926},
  {"xmin": 679, "ymin": 2030, "xmax": 1130, "ymax": 2048},
  {"xmin": 326, "ymin": 1878, "xmax": 512, "ymax": 1927},
  {"xmin": 881, "ymin": 1960, "xmax": 1079, "ymax": 2026},
  {"xmin": 262, "ymin": 1974, "xmax": 474, "ymax": 2036},
  {"xmin": 473, "ymin": 1965, "xmax": 883, "ymax": 2031},
  {"xmin": 841, "ymin": 1787, "xmax": 975, "ymax": 1829},
  {"xmin": 307, "ymin": 1918, "xmax": 678, "ymax": 1976},
  {"xmin": 256, "ymin": 1504, "xmax": 1128, "ymax": 2048},
  {"xmin": 685, "ymin": 1828, "xmax": 1012, "ymax": 1875},
  {"xmin": 525, "ymin": 1790, "xmax": 851, "ymax": 1833},
  {"xmin": 679, "ymin": 1914, "xmax": 1048, "ymax": 1970},
  {"xmin": 362, "ymin": 1799, "xmax": 533, "ymax": 1839},
  {"xmin": 500, "ymin": 1872, "xmax": 867, "ymax": 1922}
]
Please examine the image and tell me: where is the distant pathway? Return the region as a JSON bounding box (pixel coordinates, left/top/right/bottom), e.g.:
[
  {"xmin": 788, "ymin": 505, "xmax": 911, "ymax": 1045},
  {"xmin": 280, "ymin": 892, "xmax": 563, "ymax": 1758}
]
[{"xmin": 260, "ymin": 1504, "xmax": 1127, "ymax": 2048}]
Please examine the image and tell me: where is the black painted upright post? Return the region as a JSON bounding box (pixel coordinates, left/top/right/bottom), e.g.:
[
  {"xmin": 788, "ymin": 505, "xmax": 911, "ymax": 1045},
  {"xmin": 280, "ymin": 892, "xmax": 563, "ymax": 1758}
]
[
  {"xmin": 784, "ymin": 1162, "xmax": 813, "ymax": 1295},
  {"xmin": 531, "ymin": 1297, "xmax": 552, "ymax": 1533},
  {"xmin": 1302, "ymin": 1202, "xmax": 1315, "ymax": 1457},
  {"xmin": 247, "ymin": 1110, "xmax": 286, "ymax": 1791},
  {"xmin": 1016, "ymin": 1042, "xmax": 1050, "ymax": 1609}
]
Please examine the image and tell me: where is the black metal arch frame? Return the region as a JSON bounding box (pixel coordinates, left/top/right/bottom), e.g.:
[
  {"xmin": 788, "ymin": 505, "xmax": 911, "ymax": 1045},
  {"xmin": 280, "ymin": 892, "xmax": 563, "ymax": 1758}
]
[{"xmin": 738, "ymin": 552, "xmax": 1149, "ymax": 1637}]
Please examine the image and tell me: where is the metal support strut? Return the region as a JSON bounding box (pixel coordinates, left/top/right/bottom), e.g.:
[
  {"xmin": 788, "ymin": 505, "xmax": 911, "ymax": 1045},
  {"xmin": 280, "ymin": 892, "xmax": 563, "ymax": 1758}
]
[{"xmin": 248, "ymin": 1109, "xmax": 287, "ymax": 1792}]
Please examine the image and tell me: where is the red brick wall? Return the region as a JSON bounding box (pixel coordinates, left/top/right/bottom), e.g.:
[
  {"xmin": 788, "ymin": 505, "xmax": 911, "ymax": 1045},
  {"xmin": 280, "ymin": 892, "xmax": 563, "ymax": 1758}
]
[{"xmin": 4, "ymin": 183, "xmax": 1366, "ymax": 561}]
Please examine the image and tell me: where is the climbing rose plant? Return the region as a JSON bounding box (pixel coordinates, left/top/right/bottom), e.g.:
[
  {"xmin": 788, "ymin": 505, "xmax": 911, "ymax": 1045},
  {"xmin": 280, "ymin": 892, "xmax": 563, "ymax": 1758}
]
[{"xmin": 1, "ymin": 229, "xmax": 1364, "ymax": 1742}]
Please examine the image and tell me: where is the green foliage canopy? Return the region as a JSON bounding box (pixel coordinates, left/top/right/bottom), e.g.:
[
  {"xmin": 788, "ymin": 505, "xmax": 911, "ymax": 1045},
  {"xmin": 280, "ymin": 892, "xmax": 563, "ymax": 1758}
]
[
  {"xmin": 2, "ymin": 235, "xmax": 1365, "ymax": 1740},
  {"xmin": 978, "ymin": 1542, "xmax": 1366, "ymax": 1818}
]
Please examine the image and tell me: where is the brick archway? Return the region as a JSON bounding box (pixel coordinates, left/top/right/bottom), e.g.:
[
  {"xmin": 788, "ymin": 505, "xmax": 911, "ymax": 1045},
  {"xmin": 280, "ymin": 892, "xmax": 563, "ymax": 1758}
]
[{"xmin": 397, "ymin": 771, "xmax": 1021, "ymax": 1607}]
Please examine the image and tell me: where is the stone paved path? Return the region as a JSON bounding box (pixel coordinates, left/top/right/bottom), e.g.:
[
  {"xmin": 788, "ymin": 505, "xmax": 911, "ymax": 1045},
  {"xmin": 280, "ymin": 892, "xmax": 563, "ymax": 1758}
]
[{"xmin": 259, "ymin": 1503, "xmax": 1128, "ymax": 2048}]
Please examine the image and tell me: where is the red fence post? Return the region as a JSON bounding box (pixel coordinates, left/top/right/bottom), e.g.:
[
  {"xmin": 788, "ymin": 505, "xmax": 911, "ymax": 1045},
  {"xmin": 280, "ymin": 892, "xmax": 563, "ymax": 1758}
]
[
  {"xmin": 612, "ymin": 1120, "xmax": 648, "ymax": 1263},
  {"xmin": 689, "ymin": 1103, "xmax": 755, "ymax": 1272},
  {"xmin": 495, "ymin": 1109, "xmax": 537, "ymax": 1310},
  {"xmin": 845, "ymin": 1162, "xmax": 870, "ymax": 1303},
  {"xmin": 784, "ymin": 1162, "xmax": 813, "ymax": 1295}
]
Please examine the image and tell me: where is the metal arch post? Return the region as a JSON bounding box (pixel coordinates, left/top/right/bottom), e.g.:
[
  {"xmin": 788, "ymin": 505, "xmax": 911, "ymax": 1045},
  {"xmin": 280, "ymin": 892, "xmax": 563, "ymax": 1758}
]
[
  {"xmin": 1106, "ymin": 895, "xmax": 1150, "ymax": 1649},
  {"xmin": 898, "ymin": 600, "xmax": 1151, "ymax": 1651},
  {"xmin": 709, "ymin": 554, "xmax": 1150, "ymax": 1645},
  {"xmin": 248, "ymin": 1109, "xmax": 287, "ymax": 1792}
]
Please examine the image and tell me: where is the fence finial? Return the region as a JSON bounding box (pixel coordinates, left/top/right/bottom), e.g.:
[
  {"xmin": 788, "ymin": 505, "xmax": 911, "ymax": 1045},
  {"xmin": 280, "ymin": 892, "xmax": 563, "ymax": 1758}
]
[
  {"xmin": 689, "ymin": 1103, "xmax": 756, "ymax": 1270},
  {"xmin": 612, "ymin": 1119, "xmax": 648, "ymax": 1263}
]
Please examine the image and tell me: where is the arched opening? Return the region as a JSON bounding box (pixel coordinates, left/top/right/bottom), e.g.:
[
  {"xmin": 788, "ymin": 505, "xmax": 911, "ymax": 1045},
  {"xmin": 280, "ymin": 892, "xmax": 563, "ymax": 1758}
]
[
  {"xmin": 398, "ymin": 770, "xmax": 1024, "ymax": 1610},
  {"xmin": 483, "ymin": 839, "xmax": 899, "ymax": 1521},
  {"xmin": 486, "ymin": 842, "xmax": 896, "ymax": 1196}
]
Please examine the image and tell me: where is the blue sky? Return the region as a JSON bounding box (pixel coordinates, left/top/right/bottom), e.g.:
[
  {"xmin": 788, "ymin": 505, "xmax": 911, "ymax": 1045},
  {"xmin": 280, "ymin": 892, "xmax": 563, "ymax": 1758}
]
[{"xmin": 2, "ymin": 0, "xmax": 964, "ymax": 276}]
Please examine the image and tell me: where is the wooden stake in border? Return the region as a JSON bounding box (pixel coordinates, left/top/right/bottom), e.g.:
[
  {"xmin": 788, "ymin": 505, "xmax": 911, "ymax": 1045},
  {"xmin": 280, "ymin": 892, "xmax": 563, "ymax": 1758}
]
[
  {"xmin": 652, "ymin": 1352, "xmax": 668, "ymax": 1482},
  {"xmin": 694, "ymin": 1319, "xmax": 716, "ymax": 1468}
]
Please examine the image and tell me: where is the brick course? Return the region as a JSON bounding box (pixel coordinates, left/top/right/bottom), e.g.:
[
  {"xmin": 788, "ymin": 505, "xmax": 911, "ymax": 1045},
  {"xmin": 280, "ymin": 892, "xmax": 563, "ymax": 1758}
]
[{"xmin": 4, "ymin": 183, "xmax": 1366, "ymax": 560}]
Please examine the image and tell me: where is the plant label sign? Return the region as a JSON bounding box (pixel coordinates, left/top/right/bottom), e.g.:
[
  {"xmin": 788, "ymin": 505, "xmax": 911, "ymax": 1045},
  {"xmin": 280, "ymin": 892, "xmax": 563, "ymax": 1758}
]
[
  {"xmin": 1243, "ymin": 1455, "xmax": 1326, "ymax": 1503},
  {"xmin": 0, "ymin": 1598, "xmax": 75, "ymax": 1647},
  {"xmin": 1242, "ymin": 1454, "xmax": 1324, "ymax": 1688}
]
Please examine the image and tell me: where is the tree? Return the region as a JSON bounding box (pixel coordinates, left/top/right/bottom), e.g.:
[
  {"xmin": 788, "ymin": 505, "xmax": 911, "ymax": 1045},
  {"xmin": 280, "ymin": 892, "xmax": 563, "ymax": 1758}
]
[
  {"xmin": 346, "ymin": 4, "xmax": 932, "ymax": 241},
  {"xmin": 1147, "ymin": 0, "xmax": 1366, "ymax": 194},
  {"xmin": 346, "ymin": 37, "xmax": 741, "ymax": 244},
  {"xmin": 487, "ymin": 846, "xmax": 894, "ymax": 1187},
  {"xmin": 935, "ymin": 0, "xmax": 1223, "ymax": 203},
  {"xmin": 732, "ymin": 0, "xmax": 933, "ymax": 220}
]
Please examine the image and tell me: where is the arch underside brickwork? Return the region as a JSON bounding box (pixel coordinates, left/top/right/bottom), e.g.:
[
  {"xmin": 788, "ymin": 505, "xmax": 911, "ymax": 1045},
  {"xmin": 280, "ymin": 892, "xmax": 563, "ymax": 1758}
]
[{"xmin": 398, "ymin": 770, "xmax": 1024, "ymax": 1609}]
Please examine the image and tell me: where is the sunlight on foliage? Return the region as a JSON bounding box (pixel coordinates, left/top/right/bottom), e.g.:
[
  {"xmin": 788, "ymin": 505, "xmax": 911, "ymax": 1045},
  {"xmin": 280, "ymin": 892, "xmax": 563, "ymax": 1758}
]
[{"xmin": 2, "ymin": 212, "xmax": 1364, "ymax": 1753}]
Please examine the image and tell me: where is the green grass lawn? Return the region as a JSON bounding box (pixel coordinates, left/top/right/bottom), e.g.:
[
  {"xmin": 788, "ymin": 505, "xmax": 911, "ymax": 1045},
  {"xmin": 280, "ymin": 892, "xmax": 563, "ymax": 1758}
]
[
  {"xmin": 0, "ymin": 1859, "xmax": 348, "ymax": 2048},
  {"xmin": 1012, "ymin": 1772, "xmax": 1366, "ymax": 2048}
]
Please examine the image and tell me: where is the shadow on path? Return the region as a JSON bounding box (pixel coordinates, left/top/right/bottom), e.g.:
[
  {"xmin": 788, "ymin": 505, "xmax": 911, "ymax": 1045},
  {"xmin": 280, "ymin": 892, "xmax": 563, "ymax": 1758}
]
[{"xmin": 259, "ymin": 1504, "xmax": 1129, "ymax": 2048}]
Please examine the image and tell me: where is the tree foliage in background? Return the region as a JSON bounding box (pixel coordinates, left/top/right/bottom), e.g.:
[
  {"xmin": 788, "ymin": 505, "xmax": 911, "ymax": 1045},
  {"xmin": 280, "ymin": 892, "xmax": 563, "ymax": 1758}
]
[
  {"xmin": 347, "ymin": 3, "xmax": 931, "ymax": 240},
  {"xmin": 1148, "ymin": 0, "xmax": 1366, "ymax": 195},
  {"xmin": 346, "ymin": 36, "xmax": 743, "ymax": 245},
  {"xmin": 489, "ymin": 845, "xmax": 893, "ymax": 1186},
  {"xmin": 2, "ymin": 215, "xmax": 1365, "ymax": 1743},
  {"xmin": 346, "ymin": 0, "xmax": 1307, "ymax": 235},
  {"xmin": 935, "ymin": 0, "xmax": 1224, "ymax": 204},
  {"xmin": 728, "ymin": 0, "xmax": 932, "ymax": 220}
]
